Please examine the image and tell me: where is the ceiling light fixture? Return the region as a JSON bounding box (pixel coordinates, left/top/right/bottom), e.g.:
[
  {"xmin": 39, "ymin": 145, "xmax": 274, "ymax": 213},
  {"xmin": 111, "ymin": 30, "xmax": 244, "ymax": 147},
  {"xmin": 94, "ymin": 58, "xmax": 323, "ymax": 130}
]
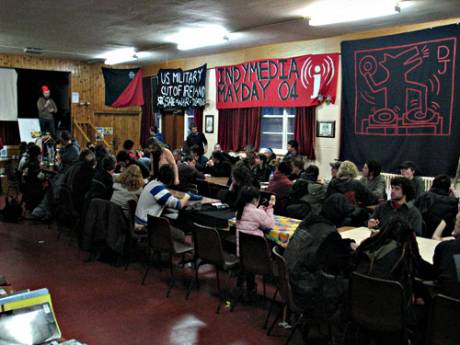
[
  {"xmin": 167, "ymin": 25, "xmax": 230, "ymax": 51},
  {"xmin": 99, "ymin": 47, "xmax": 138, "ymax": 65},
  {"xmin": 304, "ymin": 0, "xmax": 403, "ymax": 26}
]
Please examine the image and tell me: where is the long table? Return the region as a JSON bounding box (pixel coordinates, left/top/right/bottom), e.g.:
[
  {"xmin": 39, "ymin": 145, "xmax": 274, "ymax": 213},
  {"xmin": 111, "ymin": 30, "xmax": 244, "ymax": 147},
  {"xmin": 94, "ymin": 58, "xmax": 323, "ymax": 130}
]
[
  {"xmin": 169, "ymin": 189, "xmax": 221, "ymax": 205},
  {"xmin": 340, "ymin": 227, "xmax": 440, "ymax": 264},
  {"xmin": 204, "ymin": 175, "xmax": 229, "ymax": 187}
]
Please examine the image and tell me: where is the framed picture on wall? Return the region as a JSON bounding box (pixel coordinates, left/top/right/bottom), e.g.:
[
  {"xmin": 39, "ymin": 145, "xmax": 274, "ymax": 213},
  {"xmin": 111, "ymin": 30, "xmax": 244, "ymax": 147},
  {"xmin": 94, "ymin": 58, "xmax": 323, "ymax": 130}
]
[
  {"xmin": 205, "ymin": 115, "xmax": 214, "ymax": 133},
  {"xmin": 316, "ymin": 121, "xmax": 335, "ymax": 138}
]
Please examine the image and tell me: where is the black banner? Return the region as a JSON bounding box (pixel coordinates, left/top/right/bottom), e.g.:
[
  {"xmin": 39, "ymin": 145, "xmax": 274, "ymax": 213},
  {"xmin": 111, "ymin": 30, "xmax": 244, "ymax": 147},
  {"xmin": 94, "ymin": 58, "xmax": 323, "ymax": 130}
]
[
  {"xmin": 341, "ymin": 24, "xmax": 460, "ymax": 176},
  {"xmin": 157, "ymin": 64, "xmax": 207, "ymax": 109}
]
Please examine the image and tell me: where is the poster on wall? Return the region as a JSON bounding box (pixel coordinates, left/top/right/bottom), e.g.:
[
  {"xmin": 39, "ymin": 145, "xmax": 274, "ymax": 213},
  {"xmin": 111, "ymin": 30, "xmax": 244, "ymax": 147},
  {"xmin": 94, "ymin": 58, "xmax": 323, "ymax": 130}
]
[
  {"xmin": 340, "ymin": 24, "xmax": 460, "ymax": 176},
  {"xmin": 215, "ymin": 53, "xmax": 339, "ymax": 109},
  {"xmin": 157, "ymin": 64, "xmax": 207, "ymax": 109}
]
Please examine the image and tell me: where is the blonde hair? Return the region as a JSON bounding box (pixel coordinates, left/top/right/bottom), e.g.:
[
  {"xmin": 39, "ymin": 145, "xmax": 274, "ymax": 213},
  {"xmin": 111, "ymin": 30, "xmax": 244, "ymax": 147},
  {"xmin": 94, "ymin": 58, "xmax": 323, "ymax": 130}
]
[
  {"xmin": 117, "ymin": 164, "xmax": 144, "ymax": 191},
  {"xmin": 337, "ymin": 160, "xmax": 359, "ymax": 179}
]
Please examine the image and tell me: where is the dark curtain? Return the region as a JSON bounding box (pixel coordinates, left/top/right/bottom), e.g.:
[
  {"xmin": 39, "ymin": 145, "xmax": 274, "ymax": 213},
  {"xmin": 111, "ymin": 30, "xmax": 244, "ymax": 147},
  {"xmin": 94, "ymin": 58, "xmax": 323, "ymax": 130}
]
[
  {"xmin": 294, "ymin": 107, "xmax": 316, "ymax": 160},
  {"xmin": 191, "ymin": 106, "xmax": 204, "ymax": 133},
  {"xmin": 140, "ymin": 76, "xmax": 154, "ymax": 146},
  {"xmin": 218, "ymin": 108, "xmax": 261, "ymax": 152},
  {"xmin": 0, "ymin": 122, "xmax": 20, "ymax": 145}
]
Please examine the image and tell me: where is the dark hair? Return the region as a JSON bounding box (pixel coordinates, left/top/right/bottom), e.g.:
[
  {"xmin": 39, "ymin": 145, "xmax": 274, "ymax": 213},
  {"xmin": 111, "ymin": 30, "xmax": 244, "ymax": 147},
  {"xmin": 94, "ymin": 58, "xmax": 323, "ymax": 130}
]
[
  {"xmin": 390, "ymin": 177, "xmax": 415, "ymax": 201},
  {"xmin": 79, "ymin": 149, "xmax": 95, "ymax": 162},
  {"xmin": 365, "ymin": 160, "xmax": 381, "ymax": 177},
  {"xmin": 183, "ymin": 155, "xmax": 194, "ymax": 163},
  {"xmin": 431, "ymin": 175, "xmax": 451, "ymax": 194},
  {"xmin": 288, "ymin": 140, "xmax": 299, "ymax": 150},
  {"xmin": 101, "ymin": 156, "xmax": 116, "ymax": 172},
  {"xmin": 292, "ymin": 157, "xmax": 304, "ymax": 170},
  {"xmin": 158, "ymin": 164, "xmax": 174, "ymax": 185},
  {"xmin": 60, "ymin": 130, "xmax": 71, "ymax": 142},
  {"xmin": 232, "ymin": 164, "xmax": 254, "ymax": 187},
  {"xmin": 116, "ymin": 150, "xmax": 131, "ymax": 163},
  {"xmin": 303, "ymin": 164, "xmax": 319, "ymax": 181},
  {"xmin": 94, "ymin": 144, "xmax": 108, "ymax": 162},
  {"xmin": 123, "ymin": 139, "xmax": 135, "ymax": 150},
  {"xmin": 19, "ymin": 142, "xmax": 27, "ymax": 155},
  {"xmin": 278, "ymin": 161, "xmax": 292, "ymax": 176},
  {"xmin": 236, "ymin": 186, "xmax": 261, "ymax": 220},
  {"xmin": 256, "ymin": 153, "xmax": 267, "ymax": 164},
  {"xmin": 191, "ymin": 144, "xmax": 204, "ymax": 157},
  {"xmin": 28, "ymin": 144, "xmax": 41, "ymax": 158},
  {"xmin": 212, "ymin": 151, "xmax": 225, "ymax": 162}
]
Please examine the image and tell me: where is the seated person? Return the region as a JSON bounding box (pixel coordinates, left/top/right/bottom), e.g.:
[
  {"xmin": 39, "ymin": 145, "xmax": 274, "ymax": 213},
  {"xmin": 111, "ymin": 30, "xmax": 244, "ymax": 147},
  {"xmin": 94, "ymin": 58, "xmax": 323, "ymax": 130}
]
[
  {"xmin": 122, "ymin": 139, "xmax": 137, "ymax": 160},
  {"xmin": 177, "ymin": 155, "xmax": 204, "ymax": 192},
  {"xmin": 267, "ymin": 161, "xmax": 293, "ymax": 202},
  {"xmin": 190, "ymin": 144, "xmax": 208, "ymax": 172},
  {"xmin": 433, "ymin": 211, "xmax": 460, "ymax": 298},
  {"xmin": 327, "ymin": 160, "xmax": 378, "ymax": 207},
  {"xmin": 115, "ymin": 150, "xmax": 150, "ymax": 179},
  {"xmin": 368, "ymin": 177, "xmax": 423, "ymax": 235},
  {"xmin": 289, "ymin": 157, "xmax": 305, "ymax": 181},
  {"xmin": 204, "ymin": 151, "xmax": 232, "ymax": 177},
  {"xmin": 262, "ymin": 147, "xmax": 277, "ymax": 172},
  {"xmin": 224, "ymin": 163, "xmax": 259, "ymax": 209},
  {"xmin": 285, "ymin": 209, "xmax": 355, "ymax": 319},
  {"xmin": 287, "ymin": 164, "xmax": 326, "ymax": 217},
  {"xmin": 135, "ymin": 165, "xmax": 190, "ymax": 242},
  {"xmin": 329, "ymin": 160, "xmax": 342, "ymax": 182},
  {"xmin": 284, "ymin": 140, "xmax": 300, "ymax": 161},
  {"xmin": 360, "ymin": 160, "xmax": 386, "ymax": 201},
  {"xmin": 252, "ymin": 153, "xmax": 271, "ymax": 183},
  {"xmin": 21, "ymin": 144, "xmax": 44, "ymax": 212},
  {"xmin": 58, "ymin": 130, "xmax": 80, "ymax": 172},
  {"xmin": 172, "ymin": 148, "xmax": 182, "ymax": 164},
  {"xmin": 400, "ymin": 161, "xmax": 425, "ymax": 199},
  {"xmin": 111, "ymin": 165, "xmax": 144, "ymax": 218},
  {"xmin": 84, "ymin": 156, "xmax": 116, "ymax": 202},
  {"xmin": 414, "ymin": 175, "xmax": 459, "ymax": 238}
]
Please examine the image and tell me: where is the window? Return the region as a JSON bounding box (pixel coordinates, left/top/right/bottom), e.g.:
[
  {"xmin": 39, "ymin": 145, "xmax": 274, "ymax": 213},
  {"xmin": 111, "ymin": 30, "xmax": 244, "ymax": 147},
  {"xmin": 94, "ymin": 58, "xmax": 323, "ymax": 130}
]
[
  {"xmin": 184, "ymin": 109, "xmax": 195, "ymax": 140},
  {"xmin": 260, "ymin": 107, "xmax": 295, "ymax": 154}
]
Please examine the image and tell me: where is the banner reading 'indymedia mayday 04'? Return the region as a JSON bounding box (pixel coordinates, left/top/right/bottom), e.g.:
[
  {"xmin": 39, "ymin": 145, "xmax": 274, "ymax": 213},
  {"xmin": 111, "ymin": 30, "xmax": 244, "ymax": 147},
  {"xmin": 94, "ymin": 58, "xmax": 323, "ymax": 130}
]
[
  {"xmin": 215, "ymin": 53, "xmax": 339, "ymax": 109},
  {"xmin": 157, "ymin": 64, "xmax": 207, "ymax": 109}
]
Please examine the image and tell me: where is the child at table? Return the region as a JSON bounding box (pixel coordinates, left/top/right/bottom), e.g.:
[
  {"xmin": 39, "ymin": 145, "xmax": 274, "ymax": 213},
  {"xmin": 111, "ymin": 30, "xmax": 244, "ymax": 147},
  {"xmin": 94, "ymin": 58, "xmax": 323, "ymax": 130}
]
[
  {"xmin": 235, "ymin": 186, "xmax": 276, "ymax": 257},
  {"xmin": 235, "ymin": 186, "xmax": 275, "ymax": 299}
]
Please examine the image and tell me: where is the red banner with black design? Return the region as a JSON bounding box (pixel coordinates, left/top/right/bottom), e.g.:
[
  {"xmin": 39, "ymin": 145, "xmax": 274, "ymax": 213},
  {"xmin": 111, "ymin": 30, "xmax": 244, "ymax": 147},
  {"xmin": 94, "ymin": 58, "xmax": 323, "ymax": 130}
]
[
  {"xmin": 215, "ymin": 53, "xmax": 339, "ymax": 109},
  {"xmin": 102, "ymin": 67, "xmax": 144, "ymax": 107}
]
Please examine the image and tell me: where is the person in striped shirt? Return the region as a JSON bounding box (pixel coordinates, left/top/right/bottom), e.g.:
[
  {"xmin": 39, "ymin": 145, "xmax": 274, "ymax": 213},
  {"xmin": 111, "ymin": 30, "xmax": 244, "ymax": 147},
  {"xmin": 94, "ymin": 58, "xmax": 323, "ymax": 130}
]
[{"xmin": 135, "ymin": 164, "xmax": 190, "ymax": 242}]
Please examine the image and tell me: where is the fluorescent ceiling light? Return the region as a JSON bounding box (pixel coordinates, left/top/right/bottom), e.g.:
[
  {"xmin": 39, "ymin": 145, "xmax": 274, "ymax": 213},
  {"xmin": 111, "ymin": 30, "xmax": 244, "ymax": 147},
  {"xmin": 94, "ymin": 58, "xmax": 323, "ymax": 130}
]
[
  {"xmin": 98, "ymin": 47, "xmax": 138, "ymax": 65},
  {"xmin": 167, "ymin": 25, "xmax": 229, "ymax": 51},
  {"xmin": 304, "ymin": 0, "xmax": 401, "ymax": 26}
]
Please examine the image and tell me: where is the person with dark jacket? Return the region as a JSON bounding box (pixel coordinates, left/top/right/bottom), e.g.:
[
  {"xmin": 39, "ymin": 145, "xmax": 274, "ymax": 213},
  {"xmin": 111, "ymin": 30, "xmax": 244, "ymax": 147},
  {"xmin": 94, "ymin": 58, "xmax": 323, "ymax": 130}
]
[
  {"xmin": 204, "ymin": 151, "xmax": 232, "ymax": 177},
  {"xmin": 224, "ymin": 163, "xmax": 259, "ymax": 209},
  {"xmin": 186, "ymin": 123, "xmax": 208, "ymax": 154},
  {"xmin": 190, "ymin": 144, "xmax": 208, "ymax": 172},
  {"xmin": 289, "ymin": 157, "xmax": 305, "ymax": 181},
  {"xmin": 21, "ymin": 144, "xmax": 44, "ymax": 211},
  {"xmin": 115, "ymin": 150, "xmax": 150, "ymax": 179},
  {"xmin": 414, "ymin": 175, "xmax": 459, "ymax": 238},
  {"xmin": 400, "ymin": 160, "xmax": 425, "ymax": 199},
  {"xmin": 176, "ymin": 155, "xmax": 204, "ymax": 192},
  {"xmin": 58, "ymin": 130, "xmax": 79, "ymax": 172},
  {"xmin": 360, "ymin": 160, "xmax": 386, "ymax": 200},
  {"xmin": 84, "ymin": 156, "xmax": 116, "ymax": 203},
  {"xmin": 252, "ymin": 153, "xmax": 271, "ymax": 183},
  {"xmin": 326, "ymin": 160, "xmax": 378, "ymax": 207},
  {"xmin": 285, "ymin": 213, "xmax": 354, "ymax": 319},
  {"xmin": 267, "ymin": 161, "xmax": 293, "ymax": 200}
]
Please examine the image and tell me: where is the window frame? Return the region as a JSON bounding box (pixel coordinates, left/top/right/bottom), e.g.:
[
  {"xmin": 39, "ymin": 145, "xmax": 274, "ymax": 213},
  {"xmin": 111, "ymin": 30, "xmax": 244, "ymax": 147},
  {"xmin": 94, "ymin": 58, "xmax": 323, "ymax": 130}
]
[{"xmin": 260, "ymin": 108, "xmax": 295, "ymax": 155}]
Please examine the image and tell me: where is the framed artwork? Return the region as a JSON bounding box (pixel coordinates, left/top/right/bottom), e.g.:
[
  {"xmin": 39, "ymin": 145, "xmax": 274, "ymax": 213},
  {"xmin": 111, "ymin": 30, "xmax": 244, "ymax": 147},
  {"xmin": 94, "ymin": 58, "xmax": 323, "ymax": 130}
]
[
  {"xmin": 316, "ymin": 121, "xmax": 335, "ymax": 138},
  {"xmin": 205, "ymin": 115, "xmax": 214, "ymax": 133}
]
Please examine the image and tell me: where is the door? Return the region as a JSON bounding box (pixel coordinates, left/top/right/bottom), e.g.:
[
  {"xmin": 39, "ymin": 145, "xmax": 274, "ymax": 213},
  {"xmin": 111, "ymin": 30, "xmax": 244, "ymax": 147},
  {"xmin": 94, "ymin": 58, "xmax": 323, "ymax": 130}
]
[{"xmin": 161, "ymin": 110, "xmax": 184, "ymax": 149}]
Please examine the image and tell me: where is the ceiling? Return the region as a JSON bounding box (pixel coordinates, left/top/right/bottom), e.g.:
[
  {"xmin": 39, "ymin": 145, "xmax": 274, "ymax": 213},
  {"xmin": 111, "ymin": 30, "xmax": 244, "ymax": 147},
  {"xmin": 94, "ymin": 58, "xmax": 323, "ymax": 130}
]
[{"xmin": 1, "ymin": 0, "xmax": 460, "ymax": 64}]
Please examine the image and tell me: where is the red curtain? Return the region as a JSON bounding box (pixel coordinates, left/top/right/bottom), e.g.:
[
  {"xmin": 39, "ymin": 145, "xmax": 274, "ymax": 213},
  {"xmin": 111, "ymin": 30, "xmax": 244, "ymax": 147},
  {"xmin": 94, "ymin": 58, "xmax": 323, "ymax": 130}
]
[
  {"xmin": 191, "ymin": 106, "xmax": 204, "ymax": 133},
  {"xmin": 140, "ymin": 76, "xmax": 154, "ymax": 146},
  {"xmin": 218, "ymin": 108, "xmax": 261, "ymax": 152},
  {"xmin": 294, "ymin": 107, "xmax": 316, "ymax": 160},
  {"xmin": 0, "ymin": 121, "xmax": 20, "ymax": 145}
]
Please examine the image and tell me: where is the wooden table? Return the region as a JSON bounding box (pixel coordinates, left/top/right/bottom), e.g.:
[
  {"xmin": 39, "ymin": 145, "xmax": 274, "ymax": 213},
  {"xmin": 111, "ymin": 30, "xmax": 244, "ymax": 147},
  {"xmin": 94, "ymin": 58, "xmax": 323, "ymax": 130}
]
[
  {"xmin": 169, "ymin": 189, "xmax": 220, "ymax": 205},
  {"xmin": 204, "ymin": 175, "xmax": 229, "ymax": 187},
  {"xmin": 340, "ymin": 227, "xmax": 440, "ymax": 264}
]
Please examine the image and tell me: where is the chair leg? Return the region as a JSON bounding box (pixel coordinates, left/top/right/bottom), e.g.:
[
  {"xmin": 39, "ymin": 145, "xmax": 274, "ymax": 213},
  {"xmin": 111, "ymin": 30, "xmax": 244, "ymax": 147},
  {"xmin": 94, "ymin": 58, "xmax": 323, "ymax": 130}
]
[
  {"xmin": 263, "ymin": 276, "xmax": 267, "ymax": 303},
  {"xmin": 166, "ymin": 254, "xmax": 175, "ymax": 298},
  {"xmin": 267, "ymin": 304, "xmax": 284, "ymax": 336},
  {"xmin": 216, "ymin": 269, "xmax": 222, "ymax": 314},
  {"xmin": 285, "ymin": 314, "xmax": 304, "ymax": 345},
  {"xmin": 186, "ymin": 259, "xmax": 199, "ymax": 300},
  {"xmin": 141, "ymin": 250, "xmax": 154, "ymax": 285},
  {"xmin": 263, "ymin": 288, "xmax": 279, "ymax": 329}
]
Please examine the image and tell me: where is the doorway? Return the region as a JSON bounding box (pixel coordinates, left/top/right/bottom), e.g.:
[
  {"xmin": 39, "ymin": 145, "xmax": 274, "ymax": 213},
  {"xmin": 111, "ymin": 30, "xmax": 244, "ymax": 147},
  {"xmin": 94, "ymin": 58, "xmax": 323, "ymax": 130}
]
[{"xmin": 161, "ymin": 110, "xmax": 184, "ymax": 149}]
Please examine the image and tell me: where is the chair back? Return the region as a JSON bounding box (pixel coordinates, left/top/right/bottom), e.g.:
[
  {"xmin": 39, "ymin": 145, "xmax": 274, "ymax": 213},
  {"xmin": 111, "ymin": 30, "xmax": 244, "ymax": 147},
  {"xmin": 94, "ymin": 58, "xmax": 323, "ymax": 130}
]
[
  {"xmin": 426, "ymin": 294, "xmax": 460, "ymax": 345},
  {"xmin": 193, "ymin": 222, "xmax": 225, "ymax": 267},
  {"xmin": 272, "ymin": 246, "xmax": 297, "ymax": 310},
  {"xmin": 349, "ymin": 271, "xmax": 406, "ymax": 333},
  {"xmin": 239, "ymin": 232, "xmax": 273, "ymax": 276},
  {"xmin": 127, "ymin": 199, "xmax": 137, "ymax": 227},
  {"xmin": 147, "ymin": 215, "xmax": 174, "ymax": 253}
]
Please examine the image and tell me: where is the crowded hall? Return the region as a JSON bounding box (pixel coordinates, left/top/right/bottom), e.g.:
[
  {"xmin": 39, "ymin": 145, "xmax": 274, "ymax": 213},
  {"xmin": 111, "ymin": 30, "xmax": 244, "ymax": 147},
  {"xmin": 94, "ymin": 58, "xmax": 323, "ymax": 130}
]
[{"xmin": 1, "ymin": 1, "xmax": 460, "ymax": 344}]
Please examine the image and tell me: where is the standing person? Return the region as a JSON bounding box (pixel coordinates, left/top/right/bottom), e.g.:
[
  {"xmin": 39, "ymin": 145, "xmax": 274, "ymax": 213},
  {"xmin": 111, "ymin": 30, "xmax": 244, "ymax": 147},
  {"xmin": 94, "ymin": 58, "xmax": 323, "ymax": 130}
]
[
  {"xmin": 186, "ymin": 123, "xmax": 208, "ymax": 154},
  {"xmin": 37, "ymin": 85, "xmax": 58, "ymax": 138}
]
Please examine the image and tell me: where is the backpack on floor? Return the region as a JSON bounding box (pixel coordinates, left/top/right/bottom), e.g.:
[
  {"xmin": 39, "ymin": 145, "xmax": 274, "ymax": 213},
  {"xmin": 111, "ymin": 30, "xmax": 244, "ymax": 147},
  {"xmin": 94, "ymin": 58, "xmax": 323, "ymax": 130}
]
[{"xmin": 3, "ymin": 190, "xmax": 23, "ymax": 222}]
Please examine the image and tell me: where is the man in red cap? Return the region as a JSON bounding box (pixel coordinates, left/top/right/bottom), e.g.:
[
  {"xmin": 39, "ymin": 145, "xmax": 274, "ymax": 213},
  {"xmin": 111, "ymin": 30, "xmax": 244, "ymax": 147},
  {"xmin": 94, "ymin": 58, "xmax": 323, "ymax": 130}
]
[{"xmin": 37, "ymin": 85, "xmax": 57, "ymax": 137}]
